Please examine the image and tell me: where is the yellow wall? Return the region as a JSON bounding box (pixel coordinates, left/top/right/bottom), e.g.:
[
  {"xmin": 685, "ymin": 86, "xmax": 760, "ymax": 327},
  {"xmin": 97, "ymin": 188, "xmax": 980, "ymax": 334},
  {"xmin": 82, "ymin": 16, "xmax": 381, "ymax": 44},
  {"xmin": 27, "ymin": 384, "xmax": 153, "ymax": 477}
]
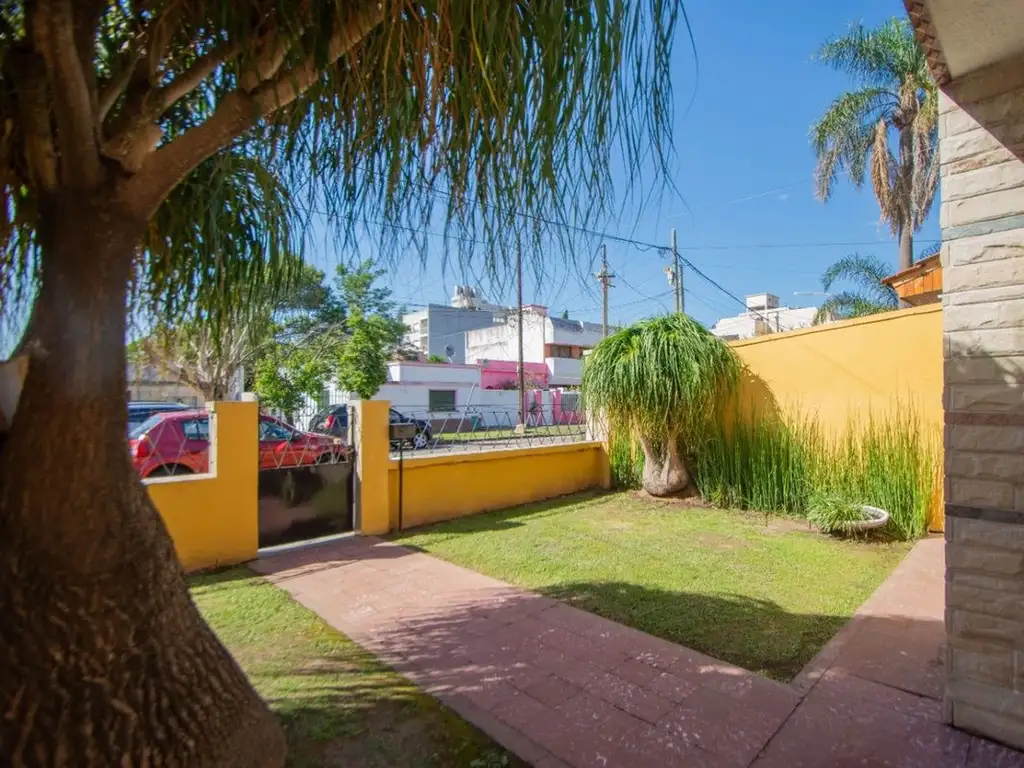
[
  {"xmin": 386, "ymin": 442, "xmax": 610, "ymax": 530},
  {"xmin": 729, "ymin": 305, "xmax": 944, "ymax": 530},
  {"xmin": 146, "ymin": 400, "xmax": 258, "ymax": 572},
  {"xmin": 729, "ymin": 305, "xmax": 943, "ymax": 432}
]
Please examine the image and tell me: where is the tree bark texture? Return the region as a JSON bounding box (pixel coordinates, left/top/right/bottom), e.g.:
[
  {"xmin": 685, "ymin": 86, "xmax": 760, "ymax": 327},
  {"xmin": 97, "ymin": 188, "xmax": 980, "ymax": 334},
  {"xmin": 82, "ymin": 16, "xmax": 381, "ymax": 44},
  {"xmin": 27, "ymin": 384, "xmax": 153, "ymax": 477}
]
[
  {"xmin": 638, "ymin": 435, "xmax": 690, "ymax": 497},
  {"xmin": 0, "ymin": 189, "xmax": 285, "ymax": 766}
]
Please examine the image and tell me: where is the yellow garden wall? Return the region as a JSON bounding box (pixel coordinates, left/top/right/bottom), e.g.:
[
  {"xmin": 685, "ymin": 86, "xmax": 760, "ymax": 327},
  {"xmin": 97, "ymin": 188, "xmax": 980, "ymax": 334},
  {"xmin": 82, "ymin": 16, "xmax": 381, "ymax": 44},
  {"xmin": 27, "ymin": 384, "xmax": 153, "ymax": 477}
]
[
  {"xmin": 386, "ymin": 442, "xmax": 610, "ymax": 530},
  {"xmin": 729, "ymin": 305, "xmax": 943, "ymax": 431},
  {"xmin": 145, "ymin": 400, "xmax": 258, "ymax": 572},
  {"xmin": 729, "ymin": 305, "xmax": 944, "ymax": 529}
]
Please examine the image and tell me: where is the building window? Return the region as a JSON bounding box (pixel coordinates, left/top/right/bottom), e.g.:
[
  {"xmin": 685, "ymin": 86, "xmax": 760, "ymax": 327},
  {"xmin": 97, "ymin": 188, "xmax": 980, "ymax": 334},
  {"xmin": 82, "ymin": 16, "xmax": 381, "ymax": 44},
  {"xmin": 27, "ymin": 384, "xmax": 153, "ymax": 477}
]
[
  {"xmin": 428, "ymin": 390, "xmax": 456, "ymax": 412},
  {"xmin": 547, "ymin": 344, "xmax": 577, "ymax": 359}
]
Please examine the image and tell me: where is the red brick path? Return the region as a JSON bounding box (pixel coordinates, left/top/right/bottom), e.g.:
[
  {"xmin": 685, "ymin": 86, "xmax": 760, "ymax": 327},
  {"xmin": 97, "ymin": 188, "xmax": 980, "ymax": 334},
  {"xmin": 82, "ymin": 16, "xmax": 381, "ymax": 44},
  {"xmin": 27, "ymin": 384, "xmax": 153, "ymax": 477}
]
[{"xmin": 251, "ymin": 536, "xmax": 1023, "ymax": 767}]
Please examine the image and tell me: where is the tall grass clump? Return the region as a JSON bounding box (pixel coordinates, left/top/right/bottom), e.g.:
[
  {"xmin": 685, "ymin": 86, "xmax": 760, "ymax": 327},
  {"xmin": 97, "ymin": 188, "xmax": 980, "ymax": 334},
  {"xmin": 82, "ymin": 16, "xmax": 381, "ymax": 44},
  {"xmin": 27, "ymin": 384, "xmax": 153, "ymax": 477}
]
[{"xmin": 689, "ymin": 405, "xmax": 939, "ymax": 541}]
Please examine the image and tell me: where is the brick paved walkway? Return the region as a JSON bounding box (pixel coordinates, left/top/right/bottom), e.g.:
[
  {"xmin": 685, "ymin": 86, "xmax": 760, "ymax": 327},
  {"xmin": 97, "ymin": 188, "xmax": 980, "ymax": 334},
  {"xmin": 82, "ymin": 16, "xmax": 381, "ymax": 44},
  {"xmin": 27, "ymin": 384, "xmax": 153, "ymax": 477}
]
[{"xmin": 252, "ymin": 536, "xmax": 1024, "ymax": 768}]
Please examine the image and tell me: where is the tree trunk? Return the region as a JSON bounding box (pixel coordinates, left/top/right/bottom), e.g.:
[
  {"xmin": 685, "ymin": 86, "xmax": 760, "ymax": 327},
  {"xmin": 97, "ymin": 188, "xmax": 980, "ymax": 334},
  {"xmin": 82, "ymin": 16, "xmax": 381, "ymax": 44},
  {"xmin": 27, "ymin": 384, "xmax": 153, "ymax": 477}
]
[
  {"xmin": 638, "ymin": 435, "xmax": 689, "ymax": 497},
  {"xmin": 0, "ymin": 190, "xmax": 285, "ymax": 766},
  {"xmin": 897, "ymin": 222, "xmax": 913, "ymax": 272}
]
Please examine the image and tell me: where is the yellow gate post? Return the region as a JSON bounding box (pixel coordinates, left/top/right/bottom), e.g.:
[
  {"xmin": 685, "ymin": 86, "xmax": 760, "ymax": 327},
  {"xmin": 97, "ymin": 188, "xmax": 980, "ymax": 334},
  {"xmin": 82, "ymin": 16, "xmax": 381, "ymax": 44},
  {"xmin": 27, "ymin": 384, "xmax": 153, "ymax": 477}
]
[{"xmin": 352, "ymin": 400, "xmax": 391, "ymax": 535}]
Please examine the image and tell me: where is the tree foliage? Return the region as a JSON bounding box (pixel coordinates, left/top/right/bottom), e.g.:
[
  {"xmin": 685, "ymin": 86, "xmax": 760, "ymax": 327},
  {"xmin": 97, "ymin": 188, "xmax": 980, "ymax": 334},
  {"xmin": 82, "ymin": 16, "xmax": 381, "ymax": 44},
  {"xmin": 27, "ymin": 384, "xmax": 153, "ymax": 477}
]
[
  {"xmin": 334, "ymin": 261, "xmax": 406, "ymax": 400},
  {"xmin": 1, "ymin": 0, "xmax": 683, "ymax": 328},
  {"xmin": 814, "ymin": 254, "xmax": 899, "ymax": 323},
  {"xmin": 814, "ymin": 243, "xmax": 940, "ymax": 323},
  {"xmin": 811, "ymin": 18, "xmax": 937, "ymax": 269},
  {"xmin": 581, "ymin": 314, "xmax": 739, "ymax": 496}
]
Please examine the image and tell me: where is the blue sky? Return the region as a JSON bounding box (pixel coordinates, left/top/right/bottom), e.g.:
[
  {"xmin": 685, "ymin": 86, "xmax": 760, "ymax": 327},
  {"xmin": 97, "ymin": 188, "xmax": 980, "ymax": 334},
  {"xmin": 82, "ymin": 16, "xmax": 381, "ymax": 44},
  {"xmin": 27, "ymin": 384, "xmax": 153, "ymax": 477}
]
[{"xmin": 308, "ymin": 0, "xmax": 940, "ymax": 329}]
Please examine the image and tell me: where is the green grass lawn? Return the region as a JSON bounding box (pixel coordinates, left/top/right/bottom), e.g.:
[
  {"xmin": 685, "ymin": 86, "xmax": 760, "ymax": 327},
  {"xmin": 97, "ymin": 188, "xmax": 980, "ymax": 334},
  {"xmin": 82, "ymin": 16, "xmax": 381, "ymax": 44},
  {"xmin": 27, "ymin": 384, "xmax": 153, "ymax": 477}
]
[
  {"xmin": 393, "ymin": 492, "xmax": 912, "ymax": 681},
  {"xmin": 191, "ymin": 570, "xmax": 523, "ymax": 768}
]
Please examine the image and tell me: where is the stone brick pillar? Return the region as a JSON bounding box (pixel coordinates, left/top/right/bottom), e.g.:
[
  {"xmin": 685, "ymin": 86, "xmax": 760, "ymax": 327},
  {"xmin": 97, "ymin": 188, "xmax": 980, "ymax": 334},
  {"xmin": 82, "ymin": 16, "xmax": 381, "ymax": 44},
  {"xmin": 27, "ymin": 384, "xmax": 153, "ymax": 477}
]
[{"xmin": 940, "ymin": 53, "xmax": 1024, "ymax": 748}]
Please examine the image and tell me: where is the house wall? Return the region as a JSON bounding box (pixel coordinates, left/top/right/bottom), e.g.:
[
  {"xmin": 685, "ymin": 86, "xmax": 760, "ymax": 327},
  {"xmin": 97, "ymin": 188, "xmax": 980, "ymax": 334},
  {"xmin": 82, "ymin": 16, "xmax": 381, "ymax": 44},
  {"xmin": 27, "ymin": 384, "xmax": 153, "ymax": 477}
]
[
  {"xmin": 387, "ymin": 360, "xmax": 481, "ymax": 385},
  {"xmin": 466, "ymin": 313, "xmax": 547, "ymax": 365},
  {"xmin": 145, "ymin": 401, "xmax": 258, "ymax": 572},
  {"xmin": 402, "ymin": 305, "xmax": 498, "ymax": 363},
  {"xmin": 479, "ymin": 359, "xmax": 550, "ymax": 390},
  {"xmin": 936, "ymin": 53, "xmax": 1024, "ymax": 749}
]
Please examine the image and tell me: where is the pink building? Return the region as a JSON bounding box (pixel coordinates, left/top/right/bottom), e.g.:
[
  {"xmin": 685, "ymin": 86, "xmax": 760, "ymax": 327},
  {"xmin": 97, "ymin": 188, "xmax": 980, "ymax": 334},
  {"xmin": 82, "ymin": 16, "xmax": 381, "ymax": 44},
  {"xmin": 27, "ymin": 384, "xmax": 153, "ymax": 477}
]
[{"xmin": 478, "ymin": 359, "xmax": 550, "ymax": 390}]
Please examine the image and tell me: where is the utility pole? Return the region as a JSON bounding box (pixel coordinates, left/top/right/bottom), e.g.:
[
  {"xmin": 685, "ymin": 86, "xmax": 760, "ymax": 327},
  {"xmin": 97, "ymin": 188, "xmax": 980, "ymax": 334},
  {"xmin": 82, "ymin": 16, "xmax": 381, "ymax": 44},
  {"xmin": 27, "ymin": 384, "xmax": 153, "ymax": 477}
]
[
  {"xmin": 595, "ymin": 244, "xmax": 615, "ymax": 337},
  {"xmin": 671, "ymin": 228, "xmax": 684, "ymax": 314},
  {"xmin": 516, "ymin": 244, "xmax": 526, "ymax": 432}
]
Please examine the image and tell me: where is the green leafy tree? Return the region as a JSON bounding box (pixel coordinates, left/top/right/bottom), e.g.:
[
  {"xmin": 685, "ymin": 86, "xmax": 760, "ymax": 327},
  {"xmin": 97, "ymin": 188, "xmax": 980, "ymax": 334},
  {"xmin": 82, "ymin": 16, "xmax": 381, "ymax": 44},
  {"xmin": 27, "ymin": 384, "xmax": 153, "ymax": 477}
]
[
  {"xmin": 335, "ymin": 262, "xmax": 406, "ymax": 400},
  {"xmin": 812, "ymin": 19, "xmax": 937, "ymax": 270},
  {"xmin": 0, "ymin": 2, "xmax": 681, "ymax": 762},
  {"xmin": 250, "ymin": 265, "xmax": 346, "ymax": 415},
  {"xmin": 581, "ymin": 314, "xmax": 740, "ymax": 497}
]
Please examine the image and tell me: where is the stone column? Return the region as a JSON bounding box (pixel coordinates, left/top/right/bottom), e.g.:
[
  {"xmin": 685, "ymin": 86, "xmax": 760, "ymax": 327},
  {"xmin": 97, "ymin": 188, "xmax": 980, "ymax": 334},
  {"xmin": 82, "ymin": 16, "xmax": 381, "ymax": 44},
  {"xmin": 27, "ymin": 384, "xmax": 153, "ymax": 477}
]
[{"xmin": 940, "ymin": 53, "xmax": 1024, "ymax": 748}]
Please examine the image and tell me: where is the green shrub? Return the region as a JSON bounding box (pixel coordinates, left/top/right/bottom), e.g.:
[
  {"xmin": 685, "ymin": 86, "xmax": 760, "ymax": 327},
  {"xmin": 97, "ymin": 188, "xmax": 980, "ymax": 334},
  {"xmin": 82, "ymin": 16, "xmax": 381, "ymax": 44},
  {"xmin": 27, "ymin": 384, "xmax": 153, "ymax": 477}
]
[{"xmin": 807, "ymin": 489, "xmax": 869, "ymax": 535}]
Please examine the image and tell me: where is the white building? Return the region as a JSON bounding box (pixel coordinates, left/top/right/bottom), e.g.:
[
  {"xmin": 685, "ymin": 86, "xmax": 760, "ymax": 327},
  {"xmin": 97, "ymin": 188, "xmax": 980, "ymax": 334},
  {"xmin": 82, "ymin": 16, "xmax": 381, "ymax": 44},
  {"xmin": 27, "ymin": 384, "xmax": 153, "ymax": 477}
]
[
  {"xmin": 400, "ymin": 286, "xmax": 509, "ymax": 363},
  {"xmin": 465, "ymin": 305, "xmax": 607, "ymax": 387},
  {"xmin": 311, "ymin": 360, "xmax": 578, "ymax": 429},
  {"xmin": 709, "ymin": 293, "xmax": 818, "ymax": 341}
]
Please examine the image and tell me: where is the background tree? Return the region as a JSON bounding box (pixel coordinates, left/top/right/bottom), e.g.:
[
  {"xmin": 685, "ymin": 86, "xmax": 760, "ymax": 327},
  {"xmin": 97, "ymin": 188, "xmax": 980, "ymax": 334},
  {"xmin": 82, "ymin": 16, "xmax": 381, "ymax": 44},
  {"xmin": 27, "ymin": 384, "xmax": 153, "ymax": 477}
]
[
  {"xmin": 250, "ymin": 265, "xmax": 346, "ymax": 418},
  {"xmin": 581, "ymin": 314, "xmax": 740, "ymax": 497},
  {"xmin": 813, "ymin": 254, "xmax": 899, "ymax": 323},
  {"xmin": 813, "ymin": 243, "xmax": 940, "ymax": 323},
  {"xmin": 334, "ymin": 261, "xmax": 407, "ymax": 400},
  {"xmin": 0, "ymin": 2, "xmax": 682, "ymax": 763},
  {"xmin": 812, "ymin": 18, "xmax": 937, "ymax": 270}
]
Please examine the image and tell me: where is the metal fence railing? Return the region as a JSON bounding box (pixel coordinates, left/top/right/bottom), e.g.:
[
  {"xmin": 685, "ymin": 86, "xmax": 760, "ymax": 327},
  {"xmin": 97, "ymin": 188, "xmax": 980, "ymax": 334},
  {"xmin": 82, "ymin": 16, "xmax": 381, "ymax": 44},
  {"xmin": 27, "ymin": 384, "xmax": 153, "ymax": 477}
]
[{"xmin": 386, "ymin": 405, "xmax": 588, "ymax": 457}]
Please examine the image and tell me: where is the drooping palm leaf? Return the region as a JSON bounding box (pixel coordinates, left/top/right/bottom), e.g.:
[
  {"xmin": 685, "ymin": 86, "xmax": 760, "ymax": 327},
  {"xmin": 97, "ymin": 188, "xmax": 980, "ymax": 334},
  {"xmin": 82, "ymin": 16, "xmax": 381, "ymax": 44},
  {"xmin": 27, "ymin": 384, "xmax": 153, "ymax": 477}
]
[
  {"xmin": 815, "ymin": 253, "xmax": 900, "ymax": 323},
  {"xmin": 811, "ymin": 18, "xmax": 937, "ymax": 259},
  {"xmin": 0, "ymin": 0, "xmax": 686, "ymax": 332},
  {"xmin": 581, "ymin": 313, "xmax": 740, "ymax": 448}
]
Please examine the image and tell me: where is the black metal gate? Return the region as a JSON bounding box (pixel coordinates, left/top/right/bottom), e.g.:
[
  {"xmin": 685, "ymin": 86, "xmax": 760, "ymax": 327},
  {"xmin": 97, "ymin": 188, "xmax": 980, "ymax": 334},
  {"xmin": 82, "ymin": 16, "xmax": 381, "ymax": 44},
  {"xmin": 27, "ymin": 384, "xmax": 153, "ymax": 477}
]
[{"xmin": 256, "ymin": 406, "xmax": 355, "ymax": 548}]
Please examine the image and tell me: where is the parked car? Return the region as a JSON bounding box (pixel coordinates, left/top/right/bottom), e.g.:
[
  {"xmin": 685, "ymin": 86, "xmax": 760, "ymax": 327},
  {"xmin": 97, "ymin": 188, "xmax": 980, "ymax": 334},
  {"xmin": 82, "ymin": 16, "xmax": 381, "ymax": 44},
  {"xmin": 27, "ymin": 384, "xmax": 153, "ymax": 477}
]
[
  {"xmin": 129, "ymin": 410, "xmax": 346, "ymax": 478},
  {"xmin": 388, "ymin": 408, "xmax": 433, "ymax": 450},
  {"xmin": 127, "ymin": 401, "xmax": 189, "ymax": 435},
  {"xmin": 308, "ymin": 404, "xmax": 349, "ymax": 439},
  {"xmin": 308, "ymin": 404, "xmax": 432, "ymax": 449}
]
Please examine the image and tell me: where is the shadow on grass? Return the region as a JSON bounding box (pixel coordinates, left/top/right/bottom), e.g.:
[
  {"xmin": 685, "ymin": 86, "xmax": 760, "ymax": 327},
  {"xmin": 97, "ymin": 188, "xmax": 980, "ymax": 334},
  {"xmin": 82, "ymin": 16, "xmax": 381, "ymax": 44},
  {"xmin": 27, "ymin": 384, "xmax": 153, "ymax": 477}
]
[{"xmin": 537, "ymin": 580, "xmax": 848, "ymax": 681}]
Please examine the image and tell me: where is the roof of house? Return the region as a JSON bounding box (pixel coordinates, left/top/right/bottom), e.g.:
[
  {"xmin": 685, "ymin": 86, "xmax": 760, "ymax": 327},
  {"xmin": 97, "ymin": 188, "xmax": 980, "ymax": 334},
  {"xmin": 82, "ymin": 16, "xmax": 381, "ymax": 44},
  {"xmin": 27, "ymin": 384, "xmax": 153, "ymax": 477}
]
[{"xmin": 881, "ymin": 253, "xmax": 942, "ymax": 301}]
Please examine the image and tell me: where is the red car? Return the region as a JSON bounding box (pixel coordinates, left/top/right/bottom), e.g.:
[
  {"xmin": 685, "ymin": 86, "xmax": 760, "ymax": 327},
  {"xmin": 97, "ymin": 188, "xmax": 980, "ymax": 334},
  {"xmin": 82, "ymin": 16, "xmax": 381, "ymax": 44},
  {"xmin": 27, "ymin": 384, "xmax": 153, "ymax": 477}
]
[{"xmin": 129, "ymin": 410, "xmax": 345, "ymax": 478}]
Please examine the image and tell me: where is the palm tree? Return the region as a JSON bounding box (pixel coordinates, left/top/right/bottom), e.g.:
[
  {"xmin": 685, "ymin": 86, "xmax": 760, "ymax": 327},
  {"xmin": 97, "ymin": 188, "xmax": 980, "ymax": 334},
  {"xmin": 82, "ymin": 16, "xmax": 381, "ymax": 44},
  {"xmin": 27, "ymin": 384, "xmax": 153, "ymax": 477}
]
[
  {"xmin": 0, "ymin": 2, "xmax": 682, "ymax": 762},
  {"xmin": 582, "ymin": 314, "xmax": 740, "ymax": 497},
  {"xmin": 814, "ymin": 243, "xmax": 940, "ymax": 322},
  {"xmin": 814, "ymin": 254, "xmax": 899, "ymax": 323},
  {"xmin": 812, "ymin": 19, "xmax": 938, "ymax": 271}
]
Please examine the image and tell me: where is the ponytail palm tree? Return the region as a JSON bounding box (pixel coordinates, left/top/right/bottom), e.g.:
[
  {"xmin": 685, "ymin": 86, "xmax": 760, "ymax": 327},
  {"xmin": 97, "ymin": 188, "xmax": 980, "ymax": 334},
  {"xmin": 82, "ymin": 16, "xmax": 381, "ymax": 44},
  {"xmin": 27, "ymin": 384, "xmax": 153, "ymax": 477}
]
[
  {"xmin": 0, "ymin": 2, "xmax": 683, "ymax": 763},
  {"xmin": 582, "ymin": 314, "xmax": 740, "ymax": 497},
  {"xmin": 812, "ymin": 19, "xmax": 938, "ymax": 271}
]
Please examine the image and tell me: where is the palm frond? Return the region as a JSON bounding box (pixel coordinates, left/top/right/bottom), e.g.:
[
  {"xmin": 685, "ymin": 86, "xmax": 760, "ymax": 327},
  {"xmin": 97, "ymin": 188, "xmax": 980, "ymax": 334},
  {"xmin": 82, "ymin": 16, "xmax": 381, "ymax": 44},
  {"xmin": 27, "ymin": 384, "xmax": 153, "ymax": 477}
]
[
  {"xmin": 816, "ymin": 19, "xmax": 924, "ymax": 91},
  {"xmin": 820, "ymin": 252, "xmax": 893, "ymax": 290},
  {"xmin": 815, "ymin": 291, "xmax": 895, "ymax": 323},
  {"xmin": 869, "ymin": 119, "xmax": 899, "ymax": 235},
  {"xmin": 1, "ymin": 0, "xmax": 685, "ymax": 329},
  {"xmin": 811, "ymin": 88, "xmax": 891, "ymax": 200},
  {"xmin": 812, "ymin": 17, "xmax": 938, "ymax": 244}
]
